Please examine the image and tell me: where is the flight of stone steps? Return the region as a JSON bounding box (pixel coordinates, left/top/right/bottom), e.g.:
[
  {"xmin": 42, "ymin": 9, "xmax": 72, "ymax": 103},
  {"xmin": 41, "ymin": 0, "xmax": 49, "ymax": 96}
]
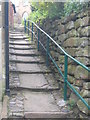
[{"xmin": 8, "ymin": 28, "xmax": 73, "ymax": 119}]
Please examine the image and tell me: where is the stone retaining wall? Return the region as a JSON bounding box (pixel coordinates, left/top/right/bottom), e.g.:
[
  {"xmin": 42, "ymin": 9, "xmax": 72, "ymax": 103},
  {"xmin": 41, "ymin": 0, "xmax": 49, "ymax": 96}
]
[{"xmin": 39, "ymin": 8, "xmax": 90, "ymax": 118}]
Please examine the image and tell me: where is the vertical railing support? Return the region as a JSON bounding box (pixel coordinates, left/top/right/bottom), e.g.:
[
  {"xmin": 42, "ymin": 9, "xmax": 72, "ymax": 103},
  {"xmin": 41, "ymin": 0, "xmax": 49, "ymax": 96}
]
[
  {"xmin": 5, "ymin": 1, "xmax": 10, "ymax": 96},
  {"xmin": 24, "ymin": 19, "xmax": 26, "ymax": 33},
  {"xmin": 46, "ymin": 37, "xmax": 50, "ymax": 67},
  {"xmin": 64, "ymin": 55, "xmax": 68, "ymax": 101},
  {"xmin": 28, "ymin": 20, "xmax": 29, "ymax": 35},
  {"xmin": 38, "ymin": 29, "xmax": 40, "ymax": 51},
  {"xmin": 32, "ymin": 23, "xmax": 33, "ymax": 41}
]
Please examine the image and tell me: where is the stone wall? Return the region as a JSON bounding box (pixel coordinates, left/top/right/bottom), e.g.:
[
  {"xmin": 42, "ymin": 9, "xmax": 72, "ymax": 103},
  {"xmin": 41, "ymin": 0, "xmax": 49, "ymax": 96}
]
[{"xmin": 38, "ymin": 8, "xmax": 90, "ymax": 118}]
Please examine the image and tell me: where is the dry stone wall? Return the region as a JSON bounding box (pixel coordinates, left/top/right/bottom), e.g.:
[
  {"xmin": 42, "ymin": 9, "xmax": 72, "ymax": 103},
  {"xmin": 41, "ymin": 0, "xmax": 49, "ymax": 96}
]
[{"xmin": 39, "ymin": 8, "xmax": 90, "ymax": 117}]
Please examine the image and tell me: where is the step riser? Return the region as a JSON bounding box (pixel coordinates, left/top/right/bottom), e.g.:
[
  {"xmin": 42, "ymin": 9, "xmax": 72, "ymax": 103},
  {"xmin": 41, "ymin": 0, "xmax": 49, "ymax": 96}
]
[
  {"xmin": 10, "ymin": 37, "xmax": 29, "ymax": 40},
  {"xmin": 9, "ymin": 48, "xmax": 36, "ymax": 50},
  {"xmin": 9, "ymin": 53, "xmax": 40, "ymax": 56},
  {"xmin": 9, "ymin": 43, "xmax": 34, "ymax": 46},
  {"xmin": 9, "ymin": 71, "xmax": 52, "ymax": 74},
  {"xmin": 10, "ymin": 61, "xmax": 45, "ymax": 64},
  {"xmin": 9, "ymin": 87, "xmax": 59, "ymax": 91},
  {"xmin": 24, "ymin": 112, "xmax": 73, "ymax": 118}
]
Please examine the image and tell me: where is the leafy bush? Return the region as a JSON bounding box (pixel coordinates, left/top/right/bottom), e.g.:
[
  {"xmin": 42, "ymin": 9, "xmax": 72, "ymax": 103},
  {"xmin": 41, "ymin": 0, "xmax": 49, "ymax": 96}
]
[
  {"xmin": 29, "ymin": 2, "xmax": 64, "ymax": 23},
  {"xmin": 64, "ymin": 0, "xmax": 89, "ymax": 16},
  {"xmin": 28, "ymin": 0, "xmax": 89, "ymax": 23}
]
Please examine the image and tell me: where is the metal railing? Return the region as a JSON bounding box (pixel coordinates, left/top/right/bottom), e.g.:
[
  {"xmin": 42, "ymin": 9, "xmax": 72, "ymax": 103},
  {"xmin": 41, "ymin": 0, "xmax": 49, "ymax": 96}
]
[
  {"xmin": 24, "ymin": 19, "xmax": 90, "ymax": 110},
  {"xmin": 5, "ymin": 1, "xmax": 10, "ymax": 96}
]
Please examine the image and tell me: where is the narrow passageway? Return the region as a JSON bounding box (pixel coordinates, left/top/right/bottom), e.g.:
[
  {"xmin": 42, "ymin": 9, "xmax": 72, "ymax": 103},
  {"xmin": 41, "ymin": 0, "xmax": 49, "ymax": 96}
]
[{"xmin": 8, "ymin": 26, "xmax": 72, "ymax": 119}]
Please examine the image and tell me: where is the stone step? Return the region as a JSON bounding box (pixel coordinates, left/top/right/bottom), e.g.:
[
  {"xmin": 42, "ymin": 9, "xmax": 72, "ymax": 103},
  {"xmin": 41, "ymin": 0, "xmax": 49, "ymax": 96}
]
[
  {"xmin": 9, "ymin": 36, "xmax": 29, "ymax": 39},
  {"xmin": 24, "ymin": 111, "xmax": 72, "ymax": 118},
  {"xmin": 23, "ymin": 91, "xmax": 72, "ymax": 118},
  {"xmin": 9, "ymin": 44, "xmax": 35, "ymax": 49},
  {"xmin": 9, "ymin": 33, "xmax": 23, "ymax": 35},
  {"xmin": 19, "ymin": 73, "xmax": 59, "ymax": 90},
  {"xmin": 9, "ymin": 70, "xmax": 52, "ymax": 74},
  {"xmin": 9, "ymin": 52, "xmax": 41, "ymax": 57},
  {"xmin": 9, "ymin": 62, "xmax": 52, "ymax": 73},
  {"xmin": 10, "ymin": 60, "xmax": 45, "ymax": 64},
  {"xmin": 10, "ymin": 86, "xmax": 59, "ymax": 91},
  {"xmin": 9, "ymin": 47, "xmax": 36, "ymax": 50},
  {"xmin": 9, "ymin": 42, "xmax": 34, "ymax": 46},
  {"xmin": 9, "ymin": 55, "xmax": 45, "ymax": 63},
  {"xmin": 14, "ymin": 49, "xmax": 38, "ymax": 54}
]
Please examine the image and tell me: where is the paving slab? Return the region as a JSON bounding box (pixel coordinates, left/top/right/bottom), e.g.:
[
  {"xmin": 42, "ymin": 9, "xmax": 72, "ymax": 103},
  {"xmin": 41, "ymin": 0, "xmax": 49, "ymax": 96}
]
[
  {"xmin": 11, "ymin": 45, "xmax": 30, "ymax": 48},
  {"xmin": 10, "ymin": 34, "xmax": 23, "ymax": 36},
  {"xmin": 14, "ymin": 56, "xmax": 45, "ymax": 63},
  {"xmin": 19, "ymin": 74, "xmax": 48, "ymax": 88},
  {"xmin": 14, "ymin": 49, "xmax": 39, "ymax": 55},
  {"xmin": 19, "ymin": 73, "xmax": 59, "ymax": 89},
  {"xmin": 10, "ymin": 45, "xmax": 36, "ymax": 49},
  {"xmin": 23, "ymin": 91, "xmax": 60, "ymax": 113},
  {"xmin": 10, "ymin": 41, "xmax": 27, "ymax": 44},
  {"xmin": 10, "ymin": 36, "xmax": 24, "ymax": 39},
  {"xmin": 16, "ymin": 63, "xmax": 51, "ymax": 73}
]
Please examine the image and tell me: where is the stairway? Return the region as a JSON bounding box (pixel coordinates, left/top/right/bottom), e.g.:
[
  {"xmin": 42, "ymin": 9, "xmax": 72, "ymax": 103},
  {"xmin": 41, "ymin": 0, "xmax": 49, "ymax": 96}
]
[{"xmin": 9, "ymin": 29, "xmax": 73, "ymax": 119}]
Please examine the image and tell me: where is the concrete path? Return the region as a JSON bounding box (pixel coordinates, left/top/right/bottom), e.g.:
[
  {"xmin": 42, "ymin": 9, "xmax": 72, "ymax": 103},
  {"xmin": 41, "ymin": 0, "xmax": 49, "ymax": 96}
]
[{"xmin": 8, "ymin": 28, "xmax": 72, "ymax": 119}]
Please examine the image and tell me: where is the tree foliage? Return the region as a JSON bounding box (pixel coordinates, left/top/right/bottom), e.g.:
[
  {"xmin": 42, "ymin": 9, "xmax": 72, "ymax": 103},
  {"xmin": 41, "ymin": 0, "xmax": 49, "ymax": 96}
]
[
  {"xmin": 29, "ymin": 2, "xmax": 64, "ymax": 22},
  {"xmin": 28, "ymin": 0, "xmax": 89, "ymax": 23},
  {"xmin": 64, "ymin": 0, "xmax": 89, "ymax": 16}
]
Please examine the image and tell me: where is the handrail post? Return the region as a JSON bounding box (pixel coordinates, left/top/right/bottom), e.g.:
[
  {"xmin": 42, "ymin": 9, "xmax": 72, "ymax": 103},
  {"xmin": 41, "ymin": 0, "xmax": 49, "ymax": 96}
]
[
  {"xmin": 5, "ymin": 1, "xmax": 10, "ymax": 96},
  {"xmin": 64, "ymin": 55, "xmax": 68, "ymax": 101},
  {"xmin": 24, "ymin": 19, "xmax": 26, "ymax": 33},
  {"xmin": 28, "ymin": 20, "xmax": 30, "ymax": 35},
  {"xmin": 32, "ymin": 23, "xmax": 33, "ymax": 41},
  {"xmin": 46, "ymin": 37, "xmax": 50, "ymax": 66},
  {"xmin": 38, "ymin": 29, "xmax": 40, "ymax": 51}
]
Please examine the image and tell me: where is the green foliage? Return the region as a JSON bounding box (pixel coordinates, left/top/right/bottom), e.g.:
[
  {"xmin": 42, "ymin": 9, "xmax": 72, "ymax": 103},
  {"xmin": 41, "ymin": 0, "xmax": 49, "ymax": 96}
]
[
  {"xmin": 29, "ymin": 2, "xmax": 64, "ymax": 23},
  {"xmin": 29, "ymin": 0, "xmax": 89, "ymax": 23},
  {"xmin": 64, "ymin": 0, "xmax": 89, "ymax": 16},
  {"xmin": 22, "ymin": 19, "xmax": 24, "ymax": 25},
  {"xmin": 29, "ymin": 2, "xmax": 48, "ymax": 23}
]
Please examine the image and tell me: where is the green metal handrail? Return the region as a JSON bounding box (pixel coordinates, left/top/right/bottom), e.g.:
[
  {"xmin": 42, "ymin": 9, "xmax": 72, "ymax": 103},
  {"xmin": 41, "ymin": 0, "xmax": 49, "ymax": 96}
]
[{"xmin": 24, "ymin": 19, "xmax": 90, "ymax": 110}]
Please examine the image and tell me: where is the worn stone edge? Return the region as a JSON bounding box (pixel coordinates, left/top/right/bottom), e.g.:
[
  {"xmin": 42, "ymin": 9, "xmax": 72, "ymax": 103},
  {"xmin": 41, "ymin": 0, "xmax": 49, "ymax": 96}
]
[{"xmin": 1, "ymin": 95, "xmax": 9, "ymax": 119}]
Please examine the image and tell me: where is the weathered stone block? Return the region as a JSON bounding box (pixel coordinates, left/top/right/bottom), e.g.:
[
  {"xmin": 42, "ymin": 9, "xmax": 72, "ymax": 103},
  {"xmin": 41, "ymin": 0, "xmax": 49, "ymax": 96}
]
[
  {"xmin": 83, "ymin": 82, "xmax": 90, "ymax": 90},
  {"xmin": 75, "ymin": 66, "xmax": 89, "ymax": 80},
  {"xmin": 65, "ymin": 48, "xmax": 77, "ymax": 56},
  {"xmin": 58, "ymin": 24, "xmax": 65, "ymax": 34},
  {"xmin": 75, "ymin": 19, "xmax": 82, "ymax": 29},
  {"xmin": 68, "ymin": 65, "xmax": 76, "ymax": 75},
  {"xmin": 73, "ymin": 85, "xmax": 80, "ymax": 93},
  {"xmin": 63, "ymin": 37, "xmax": 80, "ymax": 47},
  {"xmin": 74, "ymin": 80, "xmax": 83, "ymax": 87},
  {"xmin": 65, "ymin": 21, "xmax": 75, "ymax": 31},
  {"xmin": 77, "ymin": 98, "xmax": 90, "ymax": 115},
  {"xmin": 76, "ymin": 57, "xmax": 89, "ymax": 65},
  {"xmin": 80, "ymin": 89, "xmax": 90, "ymax": 98},
  {"xmin": 76, "ymin": 46, "xmax": 89, "ymax": 57},
  {"xmin": 67, "ymin": 29, "xmax": 78, "ymax": 38},
  {"xmin": 58, "ymin": 56, "xmax": 64, "ymax": 64},
  {"xmin": 58, "ymin": 34, "xmax": 66, "ymax": 43},
  {"xmin": 80, "ymin": 26, "xmax": 90, "ymax": 37},
  {"xmin": 81, "ymin": 16, "xmax": 90, "ymax": 27},
  {"xmin": 68, "ymin": 75, "xmax": 75, "ymax": 84},
  {"xmin": 50, "ymin": 30, "xmax": 56, "ymax": 37},
  {"xmin": 79, "ymin": 38, "xmax": 89, "ymax": 47}
]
